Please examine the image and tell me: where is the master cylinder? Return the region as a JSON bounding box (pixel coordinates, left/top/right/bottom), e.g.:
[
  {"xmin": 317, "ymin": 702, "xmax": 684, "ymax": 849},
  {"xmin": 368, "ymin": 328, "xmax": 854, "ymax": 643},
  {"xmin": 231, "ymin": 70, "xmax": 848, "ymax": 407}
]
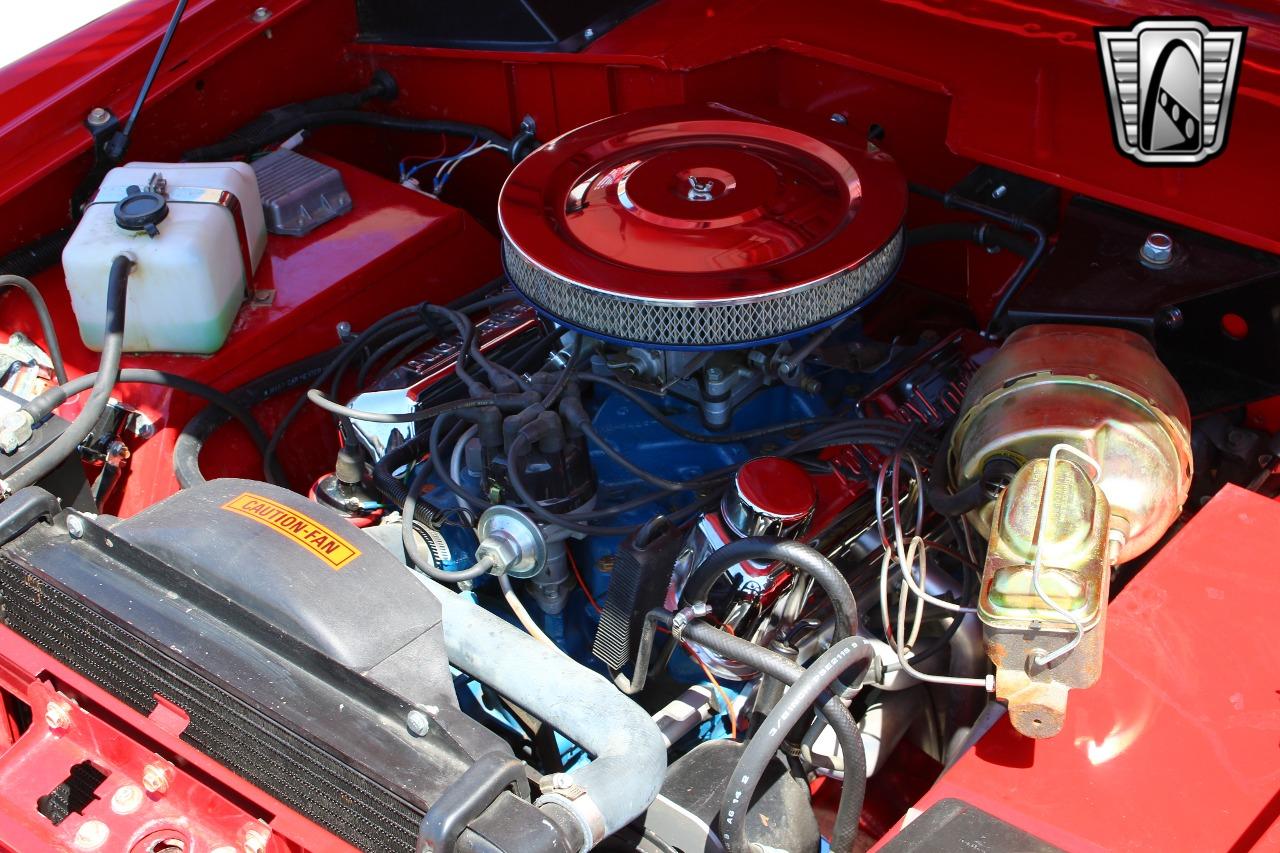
[{"xmin": 949, "ymin": 325, "xmax": 1192, "ymax": 737}]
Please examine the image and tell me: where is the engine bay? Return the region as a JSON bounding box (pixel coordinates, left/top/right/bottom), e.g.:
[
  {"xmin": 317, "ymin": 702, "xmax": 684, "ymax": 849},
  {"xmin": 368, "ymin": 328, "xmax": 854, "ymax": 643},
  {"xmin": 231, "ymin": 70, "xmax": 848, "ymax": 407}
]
[{"xmin": 0, "ymin": 2, "xmax": 1277, "ymax": 851}]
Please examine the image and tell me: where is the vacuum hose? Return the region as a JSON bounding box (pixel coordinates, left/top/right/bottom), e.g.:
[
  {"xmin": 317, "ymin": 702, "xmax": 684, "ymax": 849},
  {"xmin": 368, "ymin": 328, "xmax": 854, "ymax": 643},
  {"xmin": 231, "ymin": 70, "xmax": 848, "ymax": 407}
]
[
  {"xmin": 681, "ymin": 536, "xmax": 860, "ymax": 639},
  {"xmin": 679, "ymin": 620, "xmax": 871, "ymax": 853},
  {"xmin": 722, "ymin": 635, "xmax": 874, "ymax": 853}
]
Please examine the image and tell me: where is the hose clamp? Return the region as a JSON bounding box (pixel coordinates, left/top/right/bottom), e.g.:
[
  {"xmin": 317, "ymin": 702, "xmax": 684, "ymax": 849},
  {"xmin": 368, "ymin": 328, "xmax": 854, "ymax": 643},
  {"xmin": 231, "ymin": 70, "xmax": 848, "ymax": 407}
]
[
  {"xmin": 670, "ymin": 603, "xmax": 712, "ymax": 643},
  {"xmin": 536, "ymin": 783, "xmax": 607, "ymax": 853}
]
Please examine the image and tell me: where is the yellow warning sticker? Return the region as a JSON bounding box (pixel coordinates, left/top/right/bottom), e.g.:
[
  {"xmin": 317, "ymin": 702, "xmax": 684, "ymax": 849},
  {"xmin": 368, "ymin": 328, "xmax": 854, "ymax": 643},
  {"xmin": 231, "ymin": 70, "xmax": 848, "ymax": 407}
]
[{"xmin": 221, "ymin": 493, "xmax": 360, "ymax": 570}]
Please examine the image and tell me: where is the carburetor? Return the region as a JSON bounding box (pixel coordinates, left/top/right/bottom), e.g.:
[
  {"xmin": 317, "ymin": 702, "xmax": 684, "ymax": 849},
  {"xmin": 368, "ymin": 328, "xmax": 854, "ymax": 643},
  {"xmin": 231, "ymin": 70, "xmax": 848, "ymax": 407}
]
[{"xmin": 949, "ymin": 325, "xmax": 1192, "ymax": 737}]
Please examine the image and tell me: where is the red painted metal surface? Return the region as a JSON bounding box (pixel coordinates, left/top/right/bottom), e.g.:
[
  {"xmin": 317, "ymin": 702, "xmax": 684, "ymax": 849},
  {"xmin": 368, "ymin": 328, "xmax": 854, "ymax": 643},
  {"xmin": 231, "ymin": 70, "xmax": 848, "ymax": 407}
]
[
  {"xmin": 499, "ymin": 104, "xmax": 906, "ymax": 298},
  {"xmin": 0, "ymin": 1, "xmax": 1274, "ymax": 850},
  {"xmin": 0, "ymin": 627, "xmax": 353, "ymax": 853},
  {"xmin": 0, "ymin": 680, "xmax": 261, "ymax": 853},
  {"xmin": 0, "ymin": 155, "xmax": 498, "ymax": 516},
  {"xmin": 1, "ymin": 0, "xmax": 1276, "ymax": 296},
  {"xmin": 875, "ymin": 484, "xmax": 1280, "ymax": 852}
]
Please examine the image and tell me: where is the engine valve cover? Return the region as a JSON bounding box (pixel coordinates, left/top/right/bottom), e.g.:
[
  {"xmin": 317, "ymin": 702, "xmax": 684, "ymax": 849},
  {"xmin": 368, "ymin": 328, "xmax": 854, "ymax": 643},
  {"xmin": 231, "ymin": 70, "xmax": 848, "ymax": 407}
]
[{"xmin": 499, "ymin": 104, "xmax": 906, "ymax": 349}]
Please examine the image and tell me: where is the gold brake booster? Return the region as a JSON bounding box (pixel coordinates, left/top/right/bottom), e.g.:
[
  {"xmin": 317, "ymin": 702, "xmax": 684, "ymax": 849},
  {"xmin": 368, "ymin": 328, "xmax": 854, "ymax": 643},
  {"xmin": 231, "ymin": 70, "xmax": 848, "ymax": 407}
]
[{"xmin": 949, "ymin": 325, "xmax": 1192, "ymax": 738}]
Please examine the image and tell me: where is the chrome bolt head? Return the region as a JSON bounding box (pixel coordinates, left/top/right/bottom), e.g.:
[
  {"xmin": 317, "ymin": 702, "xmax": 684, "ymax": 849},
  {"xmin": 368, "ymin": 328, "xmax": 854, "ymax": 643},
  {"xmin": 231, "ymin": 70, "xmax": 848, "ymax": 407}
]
[
  {"xmin": 142, "ymin": 762, "xmax": 173, "ymax": 794},
  {"xmin": 44, "ymin": 700, "xmax": 73, "ymax": 732},
  {"xmin": 1141, "ymin": 232, "xmax": 1174, "ymax": 266},
  {"xmin": 406, "ymin": 709, "xmax": 430, "ymax": 737}
]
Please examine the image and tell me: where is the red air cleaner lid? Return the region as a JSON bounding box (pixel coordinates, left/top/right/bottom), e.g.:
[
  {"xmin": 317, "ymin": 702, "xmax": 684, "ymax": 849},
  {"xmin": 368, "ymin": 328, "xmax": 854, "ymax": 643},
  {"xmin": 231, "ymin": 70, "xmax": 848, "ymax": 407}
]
[{"xmin": 499, "ymin": 104, "xmax": 906, "ymax": 349}]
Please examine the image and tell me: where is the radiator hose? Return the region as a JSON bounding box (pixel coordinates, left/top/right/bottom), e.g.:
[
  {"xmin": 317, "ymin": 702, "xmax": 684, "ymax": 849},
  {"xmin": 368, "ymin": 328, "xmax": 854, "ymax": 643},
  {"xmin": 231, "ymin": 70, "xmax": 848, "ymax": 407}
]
[{"xmin": 418, "ymin": 576, "xmax": 667, "ymax": 851}]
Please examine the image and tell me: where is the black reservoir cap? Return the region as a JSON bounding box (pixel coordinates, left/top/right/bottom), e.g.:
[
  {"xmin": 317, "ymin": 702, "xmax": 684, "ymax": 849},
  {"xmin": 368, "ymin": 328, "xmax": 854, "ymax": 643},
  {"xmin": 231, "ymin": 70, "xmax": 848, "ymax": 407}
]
[{"xmin": 114, "ymin": 184, "xmax": 169, "ymax": 237}]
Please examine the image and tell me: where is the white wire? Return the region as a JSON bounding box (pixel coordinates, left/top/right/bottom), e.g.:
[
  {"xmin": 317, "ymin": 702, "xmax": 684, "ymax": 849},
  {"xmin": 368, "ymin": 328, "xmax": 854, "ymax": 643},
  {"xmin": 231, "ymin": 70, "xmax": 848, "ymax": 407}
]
[
  {"xmin": 433, "ymin": 141, "xmax": 497, "ymax": 193},
  {"xmin": 876, "ymin": 452, "xmax": 992, "ymax": 691},
  {"xmin": 450, "ymin": 424, "xmax": 479, "ymax": 487},
  {"xmin": 498, "ymin": 573, "xmax": 562, "ymax": 651},
  {"xmin": 898, "ymin": 534, "xmax": 978, "ymax": 614},
  {"xmin": 1029, "ymin": 443, "xmax": 1102, "ymax": 667}
]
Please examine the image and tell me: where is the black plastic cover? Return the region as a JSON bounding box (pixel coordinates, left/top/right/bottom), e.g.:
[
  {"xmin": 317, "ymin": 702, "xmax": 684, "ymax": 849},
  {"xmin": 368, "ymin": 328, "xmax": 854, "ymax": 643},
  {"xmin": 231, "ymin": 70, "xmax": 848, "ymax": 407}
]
[
  {"xmin": 590, "ymin": 520, "xmax": 684, "ymax": 671},
  {"xmin": 879, "ymin": 798, "xmax": 1065, "ymax": 853},
  {"xmin": 355, "ymin": 0, "xmax": 652, "ymax": 51},
  {"xmin": 0, "ymin": 480, "xmax": 514, "ymax": 851},
  {"xmin": 113, "ymin": 185, "xmax": 169, "ymax": 236},
  {"xmin": 115, "ymin": 478, "xmax": 457, "ymax": 708},
  {"xmin": 0, "ymin": 389, "xmax": 91, "ymax": 510}
]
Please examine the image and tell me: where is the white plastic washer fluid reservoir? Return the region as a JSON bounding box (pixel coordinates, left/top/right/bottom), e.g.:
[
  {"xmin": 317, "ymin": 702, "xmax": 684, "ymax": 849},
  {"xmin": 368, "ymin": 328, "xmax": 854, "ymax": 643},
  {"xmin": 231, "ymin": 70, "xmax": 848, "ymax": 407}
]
[{"xmin": 62, "ymin": 162, "xmax": 268, "ymax": 354}]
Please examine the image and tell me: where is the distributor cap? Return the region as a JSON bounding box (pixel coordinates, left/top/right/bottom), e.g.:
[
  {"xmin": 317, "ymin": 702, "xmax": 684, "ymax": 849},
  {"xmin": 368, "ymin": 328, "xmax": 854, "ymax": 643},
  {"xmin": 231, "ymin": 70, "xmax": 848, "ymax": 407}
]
[{"xmin": 499, "ymin": 104, "xmax": 907, "ymax": 349}]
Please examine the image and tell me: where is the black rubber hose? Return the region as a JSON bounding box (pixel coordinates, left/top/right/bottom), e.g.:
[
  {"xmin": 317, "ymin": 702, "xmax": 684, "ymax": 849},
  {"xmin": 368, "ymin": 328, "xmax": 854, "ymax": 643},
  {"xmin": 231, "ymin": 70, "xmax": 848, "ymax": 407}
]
[
  {"xmin": 0, "ymin": 228, "xmax": 72, "ymax": 279},
  {"xmin": 719, "ymin": 636, "xmax": 874, "ymax": 853},
  {"xmin": 0, "ymin": 275, "xmax": 67, "ymax": 384},
  {"xmin": 678, "ymin": 621, "xmax": 867, "ymax": 853},
  {"xmin": 924, "ymin": 432, "xmax": 1019, "ymax": 518},
  {"xmin": 2, "ymin": 255, "xmax": 133, "ymax": 496},
  {"xmin": 904, "ymin": 222, "xmax": 1033, "ymax": 257},
  {"xmin": 187, "ymin": 111, "xmax": 516, "ymax": 162},
  {"xmin": 681, "ymin": 536, "xmax": 860, "ymax": 640},
  {"xmin": 908, "ymin": 183, "xmax": 1049, "ymax": 337},
  {"xmin": 370, "ymin": 426, "xmax": 453, "ymax": 529},
  {"xmin": 23, "ymin": 369, "xmax": 260, "ymax": 439},
  {"xmin": 173, "ymin": 349, "xmax": 336, "ymax": 487},
  {"xmin": 925, "ymin": 433, "xmax": 983, "ymax": 517},
  {"xmin": 0, "ymin": 487, "xmax": 60, "ymax": 546},
  {"xmin": 24, "ymin": 369, "xmax": 270, "ymax": 487}
]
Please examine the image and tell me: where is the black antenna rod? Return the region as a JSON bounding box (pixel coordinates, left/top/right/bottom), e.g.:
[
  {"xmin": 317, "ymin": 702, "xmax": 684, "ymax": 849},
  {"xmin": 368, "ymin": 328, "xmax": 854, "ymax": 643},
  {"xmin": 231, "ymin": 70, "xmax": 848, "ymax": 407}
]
[{"xmin": 105, "ymin": 0, "xmax": 189, "ymax": 163}]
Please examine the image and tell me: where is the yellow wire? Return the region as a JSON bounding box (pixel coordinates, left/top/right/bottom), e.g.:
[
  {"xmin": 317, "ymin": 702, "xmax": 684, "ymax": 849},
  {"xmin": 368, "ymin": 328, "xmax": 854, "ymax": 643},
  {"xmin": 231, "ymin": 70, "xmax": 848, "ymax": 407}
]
[{"xmin": 683, "ymin": 642, "xmax": 738, "ymax": 740}]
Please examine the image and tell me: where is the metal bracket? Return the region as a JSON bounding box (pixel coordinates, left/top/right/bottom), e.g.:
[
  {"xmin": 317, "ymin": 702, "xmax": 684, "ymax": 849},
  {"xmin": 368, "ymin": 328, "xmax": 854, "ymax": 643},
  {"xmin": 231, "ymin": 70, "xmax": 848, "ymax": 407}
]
[
  {"xmin": 70, "ymin": 109, "xmax": 123, "ymax": 220},
  {"xmin": 90, "ymin": 184, "xmax": 257, "ymax": 296}
]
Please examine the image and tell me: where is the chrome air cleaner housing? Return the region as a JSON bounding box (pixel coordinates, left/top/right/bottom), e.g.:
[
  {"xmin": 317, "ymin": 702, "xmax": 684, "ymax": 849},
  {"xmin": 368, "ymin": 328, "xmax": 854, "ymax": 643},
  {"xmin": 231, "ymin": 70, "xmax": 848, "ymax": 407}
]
[{"xmin": 499, "ymin": 104, "xmax": 907, "ymax": 349}]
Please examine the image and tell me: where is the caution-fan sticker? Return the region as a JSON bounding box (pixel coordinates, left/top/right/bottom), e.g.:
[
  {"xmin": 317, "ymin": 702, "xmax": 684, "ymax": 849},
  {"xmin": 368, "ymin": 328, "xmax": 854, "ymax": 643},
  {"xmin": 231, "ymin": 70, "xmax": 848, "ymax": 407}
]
[{"xmin": 221, "ymin": 493, "xmax": 360, "ymax": 570}]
